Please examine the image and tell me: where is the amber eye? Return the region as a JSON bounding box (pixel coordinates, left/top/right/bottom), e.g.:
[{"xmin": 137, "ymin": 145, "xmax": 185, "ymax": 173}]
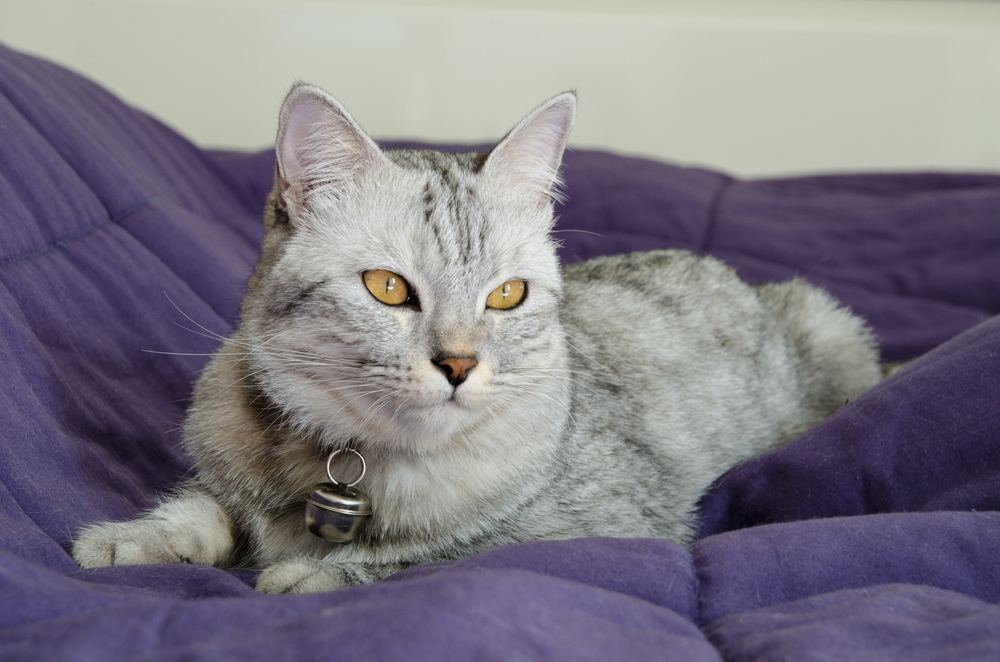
[
  {"xmin": 363, "ymin": 269, "xmax": 412, "ymax": 306},
  {"xmin": 486, "ymin": 279, "xmax": 527, "ymax": 310}
]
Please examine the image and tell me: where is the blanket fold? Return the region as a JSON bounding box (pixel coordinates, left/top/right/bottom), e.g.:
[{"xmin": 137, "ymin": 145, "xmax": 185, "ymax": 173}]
[{"xmin": 1, "ymin": 44, "xmax": 998, "ymax": 660}]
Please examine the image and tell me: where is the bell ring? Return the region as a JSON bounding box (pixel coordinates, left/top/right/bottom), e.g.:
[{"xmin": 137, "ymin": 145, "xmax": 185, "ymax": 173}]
[{"xmin": 304, "ymin": 448, "xmax": 372, "ymax": 543}]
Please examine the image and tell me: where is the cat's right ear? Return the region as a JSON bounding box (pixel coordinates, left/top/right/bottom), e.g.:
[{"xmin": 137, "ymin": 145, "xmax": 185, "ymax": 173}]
[{"xmin": 275, "ymin": 84, "xmax": 387, "ymax": 217}]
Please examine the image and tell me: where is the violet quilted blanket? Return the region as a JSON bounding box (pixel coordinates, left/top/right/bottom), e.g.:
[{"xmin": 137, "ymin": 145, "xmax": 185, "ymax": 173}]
[{"xmin": 1, "ymin": 44, "xmax": 998, "ymax": 660}]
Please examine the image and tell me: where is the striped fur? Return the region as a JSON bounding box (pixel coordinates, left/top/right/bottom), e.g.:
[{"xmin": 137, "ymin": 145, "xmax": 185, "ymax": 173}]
[{"xmin": 72, "ymin": 85, "xmax": 882, "ymax": 593}]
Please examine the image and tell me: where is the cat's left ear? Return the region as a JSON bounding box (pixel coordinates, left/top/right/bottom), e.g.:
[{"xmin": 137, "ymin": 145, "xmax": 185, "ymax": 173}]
[
  {"xmin": 483, "ymin": 91, "xmax": 577, "ymax": 204},
  {"xmin": 275, "ymin": 83, "xmax": 387, "ymax": 215}
]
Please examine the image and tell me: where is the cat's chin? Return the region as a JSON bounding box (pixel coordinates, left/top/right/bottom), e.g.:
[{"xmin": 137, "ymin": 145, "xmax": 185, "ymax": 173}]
[{"xmin": 385, "ymin": 401, "xmax": 477, "ymax": 449}]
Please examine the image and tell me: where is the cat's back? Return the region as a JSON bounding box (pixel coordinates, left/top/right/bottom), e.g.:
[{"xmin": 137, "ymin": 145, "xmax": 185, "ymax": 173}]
[
  {"xmin": 563, "ymin": 248, "xmax": 732, "ymax": 287},
  {"xmin": 557, "ymin": 248, "xmax": 880, "ymax": 489},
  {"xmin": 560, "ymin": 248, "xmax": 876, "ymax": 386},
  {"xmin": 560, "ymin": 249, "xmax": 766, "ymax": 363}
]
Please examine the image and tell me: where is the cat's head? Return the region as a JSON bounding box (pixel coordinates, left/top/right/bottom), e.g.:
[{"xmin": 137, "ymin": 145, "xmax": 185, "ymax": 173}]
[{"xmin": 243, "ymin": 84, "xmax": 575, "ymax": 455}]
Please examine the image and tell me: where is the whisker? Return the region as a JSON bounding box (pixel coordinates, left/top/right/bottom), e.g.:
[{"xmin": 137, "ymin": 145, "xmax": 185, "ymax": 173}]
[
  {"xmin": 163, "ymin": 291, "xmax": 233, "ymax": 342},
  {"xmin": 551, "ymin": 228, "xmax": 607, "ymax": 238}
]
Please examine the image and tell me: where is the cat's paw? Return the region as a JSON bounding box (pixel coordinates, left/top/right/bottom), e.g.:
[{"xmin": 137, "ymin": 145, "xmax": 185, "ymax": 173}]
[
  {"xmin": 72, "ymin": 517, "xmax": 231, "ymax": 568},
  {"xmin": 257, "ymin": 557, "xmax": 354, "ymax": 594}
]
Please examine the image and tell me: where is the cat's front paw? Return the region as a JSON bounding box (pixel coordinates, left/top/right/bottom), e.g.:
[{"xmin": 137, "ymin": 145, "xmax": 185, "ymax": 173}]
[
  {"xmin": 72, "ymin": 518, "xmax": 231, "ymax": 569},
  {"xmin": 257, "ymin": 557, "xmax": 356, "ymax": 594}
]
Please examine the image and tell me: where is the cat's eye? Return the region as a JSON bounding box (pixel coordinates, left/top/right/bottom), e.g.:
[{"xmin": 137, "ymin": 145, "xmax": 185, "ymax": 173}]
[
  {"xmin": 363, "ymin": 269, "xmax": 413, "ymax": 306},
  {"xmin": 486, "ymin": 279, "xmax": 527, "ymax": 310}
]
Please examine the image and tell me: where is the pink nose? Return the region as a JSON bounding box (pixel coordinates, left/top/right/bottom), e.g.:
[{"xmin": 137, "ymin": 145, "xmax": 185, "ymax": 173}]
[{"xmin": 432, "ymin": 356, "xmax": 478, "ymax": 387}]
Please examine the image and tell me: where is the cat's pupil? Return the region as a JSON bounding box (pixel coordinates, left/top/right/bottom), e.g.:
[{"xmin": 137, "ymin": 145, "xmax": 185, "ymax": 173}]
[
  {"xmin": 501, "ymin": 283, "xmax": 511, "ymax": 298},
  {"xmin": 386, "ymin": 277, "xmax": 396, "ymax": 292}
]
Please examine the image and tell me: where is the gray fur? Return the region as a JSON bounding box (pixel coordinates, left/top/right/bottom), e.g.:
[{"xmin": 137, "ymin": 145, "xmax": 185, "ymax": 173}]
[{"xmin": 72, "ymin": 86, "xmax": 882, "ymax": 593}]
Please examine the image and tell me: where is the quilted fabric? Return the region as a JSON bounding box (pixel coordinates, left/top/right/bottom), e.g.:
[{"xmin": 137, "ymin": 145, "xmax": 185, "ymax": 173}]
[{"xmin": 1, "ymin": 44, "xmax": 998, "ymax": 660}]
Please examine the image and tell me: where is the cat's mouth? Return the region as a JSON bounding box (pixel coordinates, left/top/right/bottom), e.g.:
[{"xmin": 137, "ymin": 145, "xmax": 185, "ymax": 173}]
[
  {"xmin": 285, "ymin": 360, "xmax": 490, "ymax": 447},
  {"xmin": 412, "ymin": 395, "xmax": 467, "ymax": 410}
]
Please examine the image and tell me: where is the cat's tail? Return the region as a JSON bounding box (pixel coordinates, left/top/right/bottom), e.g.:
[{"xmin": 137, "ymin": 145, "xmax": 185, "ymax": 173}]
[
  {"xmin": 756, "ymin": 278, "xmax": 883, "ymax": 410},
  {"xmin": 881, "ymin": 361, "xmax": 907, "ymax": 379}
]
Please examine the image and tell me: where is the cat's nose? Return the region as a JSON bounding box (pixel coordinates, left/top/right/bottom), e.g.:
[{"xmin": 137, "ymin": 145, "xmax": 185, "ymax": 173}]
[{"xmin": 432, "ymin": 356, "xmax": 478, "ymax": 387}]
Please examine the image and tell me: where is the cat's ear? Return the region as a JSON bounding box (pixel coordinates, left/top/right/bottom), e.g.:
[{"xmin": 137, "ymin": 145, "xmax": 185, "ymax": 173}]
[
  {"xmin": 275, "ymin": 83, "xmax": 387, "ymax": 214},
  {"xmin": 483, "ymin": 91, "xmax": 577, "ymax": 203}
]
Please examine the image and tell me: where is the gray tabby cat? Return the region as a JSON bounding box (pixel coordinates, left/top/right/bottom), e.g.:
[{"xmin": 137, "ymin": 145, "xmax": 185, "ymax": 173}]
[{"xmin": 72, "ymin": 85, "xmax": 881, "ymax": 593}]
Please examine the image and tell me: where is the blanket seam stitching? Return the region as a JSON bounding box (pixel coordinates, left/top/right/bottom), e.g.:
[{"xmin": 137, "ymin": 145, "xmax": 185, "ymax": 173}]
[
  {"xmin": 0, "ymin": 199, "xmax": 153, "ymax": 268},
  {"xmin": 700, "ymin": 176, "xmax": 734, "ymax": 255}
]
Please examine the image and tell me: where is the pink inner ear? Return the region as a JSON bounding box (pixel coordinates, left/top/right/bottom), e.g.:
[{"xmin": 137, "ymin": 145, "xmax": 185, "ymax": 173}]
[
  {"xmin": 487, "ymin": 93, "xmax": 576, "ymax": 201},
  {"xmin": 275, "ymin": 87, "xmax": 386, "ymax": 210},
  {"xmin": 278, "ymin": 94, "xmax": 330, "ymax": 187}
]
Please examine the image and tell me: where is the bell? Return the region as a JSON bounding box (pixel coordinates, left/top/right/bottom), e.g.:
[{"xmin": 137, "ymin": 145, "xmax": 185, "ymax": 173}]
[
  {"xmin": 304, "ymin": 448, "xmax": 372, "ymax": 543},
  {"xmin": 305, "ymin": 484, "xmax": 372, "ymax": 543}
]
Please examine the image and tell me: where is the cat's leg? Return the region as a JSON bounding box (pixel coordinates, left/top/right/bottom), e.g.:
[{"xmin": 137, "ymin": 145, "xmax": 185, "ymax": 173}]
[
  {"xmin": 72, "ymin": 487, "xmax": 234, "ymax": 568},
  {"xmin": 256, "ymin": 557, "xmax": 407, "ymax": 594}
]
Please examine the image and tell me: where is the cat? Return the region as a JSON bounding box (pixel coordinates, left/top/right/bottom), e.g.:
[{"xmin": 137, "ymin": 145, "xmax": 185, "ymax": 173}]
[{"xmin": 72, "ymin": 85, "xmax": 882, "ymax": 594}]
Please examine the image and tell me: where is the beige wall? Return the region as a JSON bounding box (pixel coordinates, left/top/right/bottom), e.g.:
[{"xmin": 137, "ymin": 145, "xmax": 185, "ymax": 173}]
[{"xmin": 3, "ymin": 0, "xmax": 1000, "ymax": 176}]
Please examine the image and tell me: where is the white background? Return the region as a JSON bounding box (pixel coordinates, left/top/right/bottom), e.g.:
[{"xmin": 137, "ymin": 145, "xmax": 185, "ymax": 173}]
[{"xmin": 3, "ymin": 0, "xmax": 1000, "ymax": 176}]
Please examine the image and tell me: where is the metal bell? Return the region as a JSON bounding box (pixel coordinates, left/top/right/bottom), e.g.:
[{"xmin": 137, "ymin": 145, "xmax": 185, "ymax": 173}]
[{"xmin": 304, "ymin": 449, "xmax": 371, "ymax": 543}]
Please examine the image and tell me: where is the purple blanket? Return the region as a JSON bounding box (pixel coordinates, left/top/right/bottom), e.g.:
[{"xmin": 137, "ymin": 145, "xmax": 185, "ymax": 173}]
[{"xmin": 1, "ymin": 44, "xmax": 999, "ymax": 660}]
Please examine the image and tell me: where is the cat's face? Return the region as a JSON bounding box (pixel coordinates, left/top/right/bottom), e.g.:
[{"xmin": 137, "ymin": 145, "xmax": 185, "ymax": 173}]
[{"xmin": 244, "ymin": 86, "xmax": 575, "ymax": 455}]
